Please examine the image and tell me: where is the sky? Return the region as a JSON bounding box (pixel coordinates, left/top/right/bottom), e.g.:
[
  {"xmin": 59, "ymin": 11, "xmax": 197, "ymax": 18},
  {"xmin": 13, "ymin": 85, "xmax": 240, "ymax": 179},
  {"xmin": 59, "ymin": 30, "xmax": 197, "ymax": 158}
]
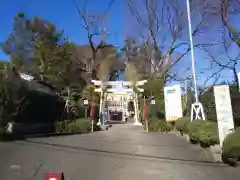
[
  {"xmin": 0, "ymin": 0, "xmax": 125, "ymax": 60},
  {"xmin": 0, "ymin": 0, "xmax": 239, "ymax": 86}
]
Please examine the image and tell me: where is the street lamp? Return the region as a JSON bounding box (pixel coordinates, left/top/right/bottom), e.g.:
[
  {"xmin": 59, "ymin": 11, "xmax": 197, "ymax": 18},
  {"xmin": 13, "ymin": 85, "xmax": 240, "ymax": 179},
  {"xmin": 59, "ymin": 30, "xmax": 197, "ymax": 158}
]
[
  {"xmin": 83, "ymin": 98, "xmax": 89, "ymax": 119},
  {"xmin": 186, "ymin": 0, "xmax": 205, "ymax": 121},
  {"xmin": 149, "ymin": 96, "xmax": 156, "ymax": 105}
]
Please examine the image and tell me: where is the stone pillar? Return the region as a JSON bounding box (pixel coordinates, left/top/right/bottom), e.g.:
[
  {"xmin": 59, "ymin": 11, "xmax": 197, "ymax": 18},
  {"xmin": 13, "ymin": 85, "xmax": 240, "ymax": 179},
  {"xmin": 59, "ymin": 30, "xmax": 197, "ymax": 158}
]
[{"xmin": 133, "ymin": 91, "xmax": 141, "ymax": 125}]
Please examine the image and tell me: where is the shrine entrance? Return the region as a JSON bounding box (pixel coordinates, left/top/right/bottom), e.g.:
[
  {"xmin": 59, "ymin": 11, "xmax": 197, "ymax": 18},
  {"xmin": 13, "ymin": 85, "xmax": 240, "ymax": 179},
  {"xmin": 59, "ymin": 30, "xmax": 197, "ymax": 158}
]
[
  {"xmin": 91, "ymin": 80, "xmax": 147, "ymax": 125},
  {"xmin": 105, "ymin": 91, "xmax": 133, "ymax": 122}
]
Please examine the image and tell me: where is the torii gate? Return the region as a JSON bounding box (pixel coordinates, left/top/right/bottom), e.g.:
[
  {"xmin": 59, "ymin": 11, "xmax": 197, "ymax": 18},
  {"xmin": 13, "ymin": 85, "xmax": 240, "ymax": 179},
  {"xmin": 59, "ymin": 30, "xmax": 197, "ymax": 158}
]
[{"xmin": 91, "ymin": 80, "xmax": 147, "ymax": 125}]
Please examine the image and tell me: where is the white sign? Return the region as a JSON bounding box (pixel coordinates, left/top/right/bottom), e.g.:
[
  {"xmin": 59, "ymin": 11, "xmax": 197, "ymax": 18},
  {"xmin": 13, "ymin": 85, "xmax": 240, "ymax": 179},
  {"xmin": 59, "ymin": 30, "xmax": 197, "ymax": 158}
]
[
  {"xmin": 214, "ymin": 85, "xmax": 235, "ymax": 146},
  {"xmin": 164, "ymin": 84, "xmax": 183, "ymax": 121}
]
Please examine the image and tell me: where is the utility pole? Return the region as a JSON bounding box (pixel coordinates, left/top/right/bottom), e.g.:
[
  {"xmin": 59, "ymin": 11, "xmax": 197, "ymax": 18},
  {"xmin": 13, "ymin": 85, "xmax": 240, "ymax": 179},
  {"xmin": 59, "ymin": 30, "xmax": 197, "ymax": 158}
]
[{"xmin": 186, "ymin": 0, "xmax": 205, "ymax": 121}]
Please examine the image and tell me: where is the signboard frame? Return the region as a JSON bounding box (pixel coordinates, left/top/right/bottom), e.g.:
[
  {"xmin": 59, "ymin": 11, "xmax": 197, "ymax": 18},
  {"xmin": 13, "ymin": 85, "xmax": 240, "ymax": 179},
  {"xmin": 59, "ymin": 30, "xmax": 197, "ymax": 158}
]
[
  {"xmin": 164, "ymin": 84, "xmax": 183, "ymax": 122},
  {"xmin": 214, "ymin": 85, "xmax": 235, "ymax": 146}
]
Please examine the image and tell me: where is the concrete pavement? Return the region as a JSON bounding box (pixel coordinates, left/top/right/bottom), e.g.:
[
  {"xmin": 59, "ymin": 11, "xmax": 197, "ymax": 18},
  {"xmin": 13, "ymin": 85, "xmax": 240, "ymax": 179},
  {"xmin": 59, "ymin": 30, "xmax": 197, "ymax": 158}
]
[{"xmin": 0, "ymin": 124, "xmax": 240, "ymax": 180}]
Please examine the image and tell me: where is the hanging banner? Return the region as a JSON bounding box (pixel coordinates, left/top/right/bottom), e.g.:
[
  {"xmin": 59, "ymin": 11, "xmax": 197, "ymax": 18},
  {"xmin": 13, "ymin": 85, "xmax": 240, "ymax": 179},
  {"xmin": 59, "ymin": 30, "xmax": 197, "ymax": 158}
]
[
  {"xmin": 214, "ymin": 85, "xmax": 235, "ymax": 146},
  {"xmin": 164, "ymin": 84, "xmax": 183, "ymax": 122}
]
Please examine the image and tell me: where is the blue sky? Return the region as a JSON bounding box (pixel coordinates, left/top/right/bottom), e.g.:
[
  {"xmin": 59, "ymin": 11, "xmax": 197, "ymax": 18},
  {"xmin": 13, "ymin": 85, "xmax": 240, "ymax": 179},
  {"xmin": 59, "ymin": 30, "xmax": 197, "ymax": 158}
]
[
  {"xmin": 0, "ymin": 0, "xmax": 239, "ymax": 86},
  {"xmin": 0, "ymin": 0, "xmax": 125, "ymax": 60}
]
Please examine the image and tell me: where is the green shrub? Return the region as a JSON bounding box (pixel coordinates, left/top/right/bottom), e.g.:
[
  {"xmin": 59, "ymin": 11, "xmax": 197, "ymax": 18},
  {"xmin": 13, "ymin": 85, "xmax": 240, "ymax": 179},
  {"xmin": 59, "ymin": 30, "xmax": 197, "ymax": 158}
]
[
  {"xmin": 186, "ymin": 120, "xmax": 206, "ymax": 142},
  {"xmin": 55, "ymin": 118, "xmax": 101, "ymax": 133},
  {"xmin": 0, "ymin": 127, "xmax": 13, "ymax": 141},
  {"xmin": 0, "ymin": 127, "xmax": 4, "ymax": 138},
  {"xmin": 142, "ymin": 116, "xmax": 155, "ymax": 129},
  {"xmin": 148, "ymin": 118, "xmax": 172, "ymax": 132},
  {"xmin": 55, "ymin": 120, "xmax": 71, "ymax": 133},
  {"xmin": 222, "ymin": 128, "xmax": 240, "ymax": 166},
  {"xmin": 175, "ymin": 117, "xmax": 190, "ymax": 134},
  {"xmin": 198, "ymin": 121, "xmax": 219, "ymax": 146},
  {"xmin": 67, "ymin": 119, "xmax": 91, "ymax": 133}
]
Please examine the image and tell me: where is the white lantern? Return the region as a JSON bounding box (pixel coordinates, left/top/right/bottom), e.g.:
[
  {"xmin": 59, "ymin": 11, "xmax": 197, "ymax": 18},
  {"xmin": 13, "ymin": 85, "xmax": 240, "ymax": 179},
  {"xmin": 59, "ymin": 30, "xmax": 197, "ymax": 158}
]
[
  {"xmin": 150, "ymin": 96, "xmax": 156, "ymax": 105},
  {"xmin": 150, "ymin": 99, "xmax": 155, "ymax": 105},
  {"xmin": 84, "ymin": 99, "xmax": 88, "ymax": 105}
]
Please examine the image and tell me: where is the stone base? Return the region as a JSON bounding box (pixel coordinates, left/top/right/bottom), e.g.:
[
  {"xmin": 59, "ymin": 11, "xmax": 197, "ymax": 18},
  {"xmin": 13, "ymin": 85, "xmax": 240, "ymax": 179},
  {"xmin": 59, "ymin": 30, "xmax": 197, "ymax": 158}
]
[
  {"xmin": 210, "ymin": 145, "xmax": 222, "ymax": 162},
  {"xmin": 133, "ymin": 122, "xmax": 142, "ymax": 126},
  {"xmin": 100, "ymin": 125, "xmax": 109, "ymax": 131}
]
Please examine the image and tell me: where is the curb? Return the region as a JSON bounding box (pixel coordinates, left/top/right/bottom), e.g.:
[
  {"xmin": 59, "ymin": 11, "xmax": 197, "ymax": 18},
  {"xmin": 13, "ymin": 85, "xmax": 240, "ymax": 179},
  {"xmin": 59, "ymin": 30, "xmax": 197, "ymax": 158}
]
[
  {"xmin": 171, "ymin": 130, "xmax": 223, "ymax": 163},
  {"xmin": 24, "ymin": 132, "xmax": 79, "ymax": 138}
]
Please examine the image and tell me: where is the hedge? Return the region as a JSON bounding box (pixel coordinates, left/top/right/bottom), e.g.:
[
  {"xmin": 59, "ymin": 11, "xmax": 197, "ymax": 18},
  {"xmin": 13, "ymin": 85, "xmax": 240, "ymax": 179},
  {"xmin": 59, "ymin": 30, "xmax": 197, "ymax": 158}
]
[
  {"xmin": 175, "ymin": 117, "xmax": 190, "ymax": 134},
  {"xmin": 175, "ymin": 117, "xmax": 219, "ymax": 147},
  {"xmin": 55, "ymin": 118, "xmax": 100, "ymax": 134},
  {"xmin": 198, "ymin": 121, "xmax": 219, "ymax": 146},
  {"xmin": 222, "ymin": 127, "xmax": 240, "ymax": 166},
  {"xmin": 68, "ymin": 119, "xmax": 92, "ymax": 133},
  {"xmin": 147, "ymin": 117, "xmax": 172, "ymax": 132},
  {"xmin": 186, "ymin": 120, "xmax": 206, "ymax": 142},
  {"xmin": 0, "ymin": 128, "xmax": 4, "ymax": 139}
]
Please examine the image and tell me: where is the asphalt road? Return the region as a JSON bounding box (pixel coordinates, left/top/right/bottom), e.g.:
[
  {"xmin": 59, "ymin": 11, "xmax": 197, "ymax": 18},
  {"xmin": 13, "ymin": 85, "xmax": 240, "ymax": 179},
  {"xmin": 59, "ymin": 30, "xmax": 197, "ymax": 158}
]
[{"xmin": 0, "ymin": 124, "xmax": 240, "ymax": 180}]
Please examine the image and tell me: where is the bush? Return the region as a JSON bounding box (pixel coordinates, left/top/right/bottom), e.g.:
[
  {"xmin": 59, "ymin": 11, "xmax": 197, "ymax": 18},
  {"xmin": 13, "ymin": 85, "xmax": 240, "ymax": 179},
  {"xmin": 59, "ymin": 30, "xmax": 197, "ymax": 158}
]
[
  {"xmin": 186, "ymin": 120, "xmax": 206, "ymax": 142},
  {"xmin": 175, "ymin": 117, "xmax": 190, "ymax": 134},
  {"xmin": 67, "ymin": 119, "xmax": 91, "ymax": 133},
  {"xmin": 55, "ymin": 120, "xmax": 71, "ymax": 133},
  {"xmin": 183, "ymin": 120, "xmax": 219, "ymax": 146},
  {"xmin": 0, "ymin": 127, "xmax": 13, "ymax": 141},
  {"xmin": 0, "ymin": 127, "xmax": 4, "ymax": 138},
  {"xmin": 148, "ymin": 118, "xmax": 172, "ymax": 132},
  {"xmin": 55, "ymin": 118, "xmax": 94, "ymax": 134},
  {"xmin": 198, "ymin": 121, "xmax": 219, "ymax": 146},
  {"xmin": 222, "ymin": 128, "xmax": 240, "ymax": 166}
]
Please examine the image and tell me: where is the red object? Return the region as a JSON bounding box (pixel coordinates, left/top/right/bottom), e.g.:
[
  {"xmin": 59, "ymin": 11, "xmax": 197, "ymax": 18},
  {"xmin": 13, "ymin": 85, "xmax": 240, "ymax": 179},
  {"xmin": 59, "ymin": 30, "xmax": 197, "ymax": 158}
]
[
  {"xmin": 143, "ymin": 101, "xmax": 147, "ymax": 121},
  {"xmin": 90, "ymin": 102, "xmax": 94, "ymax": 121},
  {"xmin": 44, "ymin": 172, "xmax": 64, "ymax": 180}
]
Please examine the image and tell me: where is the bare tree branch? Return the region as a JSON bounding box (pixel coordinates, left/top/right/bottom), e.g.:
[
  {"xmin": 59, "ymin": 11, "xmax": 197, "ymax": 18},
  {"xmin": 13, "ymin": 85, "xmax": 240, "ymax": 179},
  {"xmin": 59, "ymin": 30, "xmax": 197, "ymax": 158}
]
[
  {"xmin": 72, "ymin": 0, "xmax": 117, "ymax": 81},
  {"xmin": 124, "ymin": 0, "xmax": 213, "ymax": 82},
  {"xmin": 221, "ymin": 0, "xmax": 240, "ymax": 48}
]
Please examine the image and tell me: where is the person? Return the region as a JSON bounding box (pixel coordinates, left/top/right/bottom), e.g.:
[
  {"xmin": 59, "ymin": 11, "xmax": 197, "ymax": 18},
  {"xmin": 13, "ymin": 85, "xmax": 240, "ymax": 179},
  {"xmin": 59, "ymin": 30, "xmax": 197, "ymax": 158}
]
[{"xmin": 103, "ymin": 108, "xmax": 108, "ymax": 124}]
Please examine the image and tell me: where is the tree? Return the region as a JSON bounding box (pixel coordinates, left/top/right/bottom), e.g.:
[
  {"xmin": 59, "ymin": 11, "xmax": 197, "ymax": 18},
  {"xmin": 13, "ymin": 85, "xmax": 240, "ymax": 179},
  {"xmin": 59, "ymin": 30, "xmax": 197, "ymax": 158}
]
[
  {"xmin": 49, "ymin": 42, "xmax": 87, "ymax": 91},
  {"xmin": 203, "ymin": 34, "xmax": 240, "ymax": 85},
  {"xmin": 2, "ymin": 13, "xmax": 88, "ymax": 92},
  {"xmin": 125, "ymin": 0, "xmax": 216, "ymax": 82},
  {"xmin": 82, "ymin": 84, "xmax": 99, "ymax": 103},
  {"xmin": 72, "ymin": 0, "xmax": 119, "ymax": 82},
  {"xmin": 196, "ymin": 0, "xmax": 240, "ymax": 85},
  {"xmin": 1, "ymin": 12, "xmax": 34, "ymax": 69},
  {"xmin": 1, "ymin": 14, "xmax": 62, "ymax": 75},
  {"xmin": 221, "ymin": 0, "xmax": 240, "ymax": 48},
  {"xmin": 124, "ymin": 61, "xmax": 140, "ymax": 83},
  {"xmin": 0, "ymin": 67, "xmax": 29, "ymax": 131},
  {"xmin": 123, "ymin": 0, "xmax": 190, "ymax": 80},
  {"xmin": 142, "ymin": 77, "xmax": 165, "ymax": 116}
]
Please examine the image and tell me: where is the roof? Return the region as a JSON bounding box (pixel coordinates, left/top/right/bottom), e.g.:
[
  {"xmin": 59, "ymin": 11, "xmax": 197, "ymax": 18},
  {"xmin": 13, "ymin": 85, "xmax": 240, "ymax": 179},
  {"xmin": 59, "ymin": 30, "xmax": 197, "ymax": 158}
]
[{"xmin": 19, "ymin": 72, "xmax": 57, "ymax": 95}]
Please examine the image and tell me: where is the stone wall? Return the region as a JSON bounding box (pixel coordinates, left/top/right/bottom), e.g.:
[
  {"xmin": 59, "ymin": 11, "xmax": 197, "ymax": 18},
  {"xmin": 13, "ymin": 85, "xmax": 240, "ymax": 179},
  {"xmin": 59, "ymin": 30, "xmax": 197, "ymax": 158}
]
[{"xmin": 7, "ymin": 122, "xmax": 54, "ymax": 135}]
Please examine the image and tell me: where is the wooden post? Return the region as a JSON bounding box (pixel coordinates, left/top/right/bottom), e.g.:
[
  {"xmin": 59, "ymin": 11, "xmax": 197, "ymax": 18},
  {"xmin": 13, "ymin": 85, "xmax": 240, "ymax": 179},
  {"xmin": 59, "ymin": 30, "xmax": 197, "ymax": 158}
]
[{"xmin": 144, "ymin": 96, "xmax": 149, "ymax": 132}]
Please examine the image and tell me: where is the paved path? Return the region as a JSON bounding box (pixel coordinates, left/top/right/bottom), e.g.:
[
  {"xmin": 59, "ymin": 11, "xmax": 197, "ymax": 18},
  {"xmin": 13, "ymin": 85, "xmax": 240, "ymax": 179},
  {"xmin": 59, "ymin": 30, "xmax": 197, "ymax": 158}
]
[{"xmin": 0, "ymin": 124, "xmax": 240, "ymax": 180}]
